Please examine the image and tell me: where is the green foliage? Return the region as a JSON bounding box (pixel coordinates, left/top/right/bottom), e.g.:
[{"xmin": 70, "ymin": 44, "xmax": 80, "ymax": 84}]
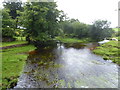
[
  {"xmin": 90, "ymin": 20, "xmax": 113, "ymax": 41},
  {"xmin": 60, "ymin": 19, "xmax": 113, "ymax": 41},
  {"xmin": 19, "ymin": 2, "xmax": 62, "ymax": 43},
  {"xmin": 60, "ymin": 19, "xmax": 90, "ymax": 39},
  {"xmin": 1, "ymin": 9, "xmax": 16, "ymax": 38},
  {"xmin": 2, "ymin": 27, "xmax": 15, "ymax": 37},
  {"xmin": 3, "ymin": 0, "xmax": 23, "ymax": 19},
  {"xmin": 2, "ymin": 0, "xmax": 25, "ymax": 39},
  {"xmin": 15, "ymin": 29, "xmax": 25, "ymax": 38}
]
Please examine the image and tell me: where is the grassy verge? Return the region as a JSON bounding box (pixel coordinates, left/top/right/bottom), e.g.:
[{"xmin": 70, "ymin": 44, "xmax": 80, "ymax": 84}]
[
  {"xmin": 93, "ymin": 41, "xmax": 120, "ymax": 65},
  {"xmin": 1, "ymin": 45, "xmax": 36, "ymax": 89},
  {"xmin": 0, "ymin": 41, "xmax": 27, "ymax": 47},
  {"xmin": 55, "ymin": 36, "xmax": 91, "ymax": 43}
]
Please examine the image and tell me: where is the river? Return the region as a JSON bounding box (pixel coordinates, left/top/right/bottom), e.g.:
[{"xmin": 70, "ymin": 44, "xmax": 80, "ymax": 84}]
[{"xmin": 14, "ymin": 43, "xmax": 119, "ymax": 88}]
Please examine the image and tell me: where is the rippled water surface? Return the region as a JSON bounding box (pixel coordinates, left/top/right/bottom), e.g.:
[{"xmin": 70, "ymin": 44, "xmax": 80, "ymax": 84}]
[{"xmin": 15, "ymin": 43, "xmax": 119, "ymax": 88}]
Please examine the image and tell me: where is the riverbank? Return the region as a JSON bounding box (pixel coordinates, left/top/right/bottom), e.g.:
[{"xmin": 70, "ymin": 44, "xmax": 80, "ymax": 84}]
[
  {"xmin": 1, "ymin": 44, "xmax": 36, "ymax": 89},
  {"xmin": 55, "ymin": 36, "xmax": 91, "ymax": 43},
  {"xmin": 93, "ymin": 41, "xmax": 119, "ymax": 65},
  {"xmin": 0, "ymin": 41, "xmax": 27, "ymax": 47}
]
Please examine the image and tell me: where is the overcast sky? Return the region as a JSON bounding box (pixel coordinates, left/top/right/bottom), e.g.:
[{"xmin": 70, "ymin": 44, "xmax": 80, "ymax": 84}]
[
  {"xmin": 0, "ymin": 0, "xmax": 119, "ymax": 28},
  {"xmin": 55, "ymin": 0, "xmax": 119, "ymax": 28}
]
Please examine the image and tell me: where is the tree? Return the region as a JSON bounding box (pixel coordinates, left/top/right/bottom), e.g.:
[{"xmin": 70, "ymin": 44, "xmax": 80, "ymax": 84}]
[
  {"xmin": 72, "ymin": 22, "xmax": 89, "ymax": 38},
  {"xmin": 90, "ymin": 20, "xmax": 113, "ymax": 41},
  {"xmin": 3, "ymin": 0, "xmax": 23, "ymax": 19},
  {"xmin": 1, "ymin": 9, "xmax": 15, "ymax": 38},
  {"xmin": 3, "ymin": 0, "xmax": 24, "ymax": 35},
  {"xmin": 60, "ymin": 19, "xmax": 89, "ymax": 38},
  {"xmin": 19, "ymin": 2, "xmax": 62, "ymax": 46}
]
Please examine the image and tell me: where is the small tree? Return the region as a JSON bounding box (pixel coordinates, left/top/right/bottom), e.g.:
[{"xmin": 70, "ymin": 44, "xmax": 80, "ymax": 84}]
[{"xmin": 90, "ymin": 20, "xmax": 113, "ymax": 41}]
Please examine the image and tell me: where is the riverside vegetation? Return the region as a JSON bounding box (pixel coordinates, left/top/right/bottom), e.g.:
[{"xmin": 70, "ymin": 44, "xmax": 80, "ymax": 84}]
[{"xmin": 93, "ymin": 37, "xmax": 119, "ymax": 65}]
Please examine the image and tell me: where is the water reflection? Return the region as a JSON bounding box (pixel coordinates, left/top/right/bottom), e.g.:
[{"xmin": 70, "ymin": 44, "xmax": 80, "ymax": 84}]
[{"xmin": 15, "ymin": 43, "xmax": 119, "ymax": 88}]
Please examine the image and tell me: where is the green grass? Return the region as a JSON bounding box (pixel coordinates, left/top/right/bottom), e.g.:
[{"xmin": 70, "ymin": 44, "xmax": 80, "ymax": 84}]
[
  {"xmin": 112, "ymin": 28, "xmax": 120, "ymax": 32},
  {"xmin": 55, "ymin": 36, "xmax": 91, "ymax": 43},
  {"xmin": 0, "ymin": 41, "xmax": 27, "ymax": 47},
  {"xmin": 1, "ymin": 45, "xmax": 36, "ymax": 89},
  {"xmin": 93, "ymin": 41, "xmax": 120, "ymax": 65}
]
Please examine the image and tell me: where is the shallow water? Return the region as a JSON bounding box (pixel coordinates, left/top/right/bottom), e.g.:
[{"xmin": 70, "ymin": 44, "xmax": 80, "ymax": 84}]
[{"xmin": 14, "ymin": 43, "xmax": 119, "ymax": 88}]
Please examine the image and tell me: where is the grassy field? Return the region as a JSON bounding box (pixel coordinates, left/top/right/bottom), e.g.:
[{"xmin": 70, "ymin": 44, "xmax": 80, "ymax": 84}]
[
  {"xmin": 55, "ymin": 36, "xmax": 91, "ymax": 43},
  {"xmin": 93, "ymin": 41, "xmax": 119, "ymax": 65},
  {"xmin": 1, "ymin": 44, "xmax": 36, "ymax": 89}
]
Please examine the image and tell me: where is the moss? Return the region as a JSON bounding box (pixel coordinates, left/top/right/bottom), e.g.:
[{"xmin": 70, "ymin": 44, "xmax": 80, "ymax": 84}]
[{"xmin": 93, "ymin": 41, "xmax": 119, "ymax": 65}]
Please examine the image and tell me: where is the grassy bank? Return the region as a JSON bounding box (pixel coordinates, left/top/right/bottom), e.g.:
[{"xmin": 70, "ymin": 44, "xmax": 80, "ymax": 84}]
[
  {"xmin": 55, "ymin": 36, "xmax": 91, "ymax": 43},
  {"xmin": 0, "ymin": 41, "xmax": 27, "ymax": 47},
  {"xmin": 93, "ymin": 41, "xmax": 119, "ymax": 65},
  {"xmin": 1, "ymin": 44, "xmax": 36, "ymax": 89}
]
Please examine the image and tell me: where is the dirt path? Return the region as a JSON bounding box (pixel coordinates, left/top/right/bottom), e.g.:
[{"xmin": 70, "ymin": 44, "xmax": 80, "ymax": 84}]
[{"xmin": 0, "ymin": 43, "xmax": 28, "ymax": 50}]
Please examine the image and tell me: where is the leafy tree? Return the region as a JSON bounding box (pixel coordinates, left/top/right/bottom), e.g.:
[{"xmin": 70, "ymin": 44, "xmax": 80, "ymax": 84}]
[
  {"xmin": 72, "ymin": 22, "xmax": 89, "ymax": 38},
  {"xmin": 60, "ymin": 19, "xmax": 89, "ymax": 38},
  {"xmin": 90, "ymin": 20, "xmax": 113, "ymax": 41},
  {"xmin": 1, "ymin": 9, "xmax": 15, "ymax": 38},
  {"xmin": 3, "ymin": 0, "xmax": 23, "ymax": 19},
  {"xmin": 3, "ymin": 0, "xmax": 24, "ymax": 36},
  {"xmin": 19, "ymin": 2, "xmax": 62, "ymax": 45}
]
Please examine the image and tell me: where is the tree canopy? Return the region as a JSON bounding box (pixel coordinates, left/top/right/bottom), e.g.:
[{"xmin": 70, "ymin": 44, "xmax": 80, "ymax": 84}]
[
  {"xmin": 3, "ymin": 0, "xmax": 23, "ymax": 19},
  {"xmin": 90, "ymin": 20, "xmax": 113, "ymax": 41},
  {"xmin": 1, "ymin": 9, "xmax": 15, "ymax": 38},
  {"xmin": 19, "ymin": 2, "xmax": 62, "ymax": 44}
]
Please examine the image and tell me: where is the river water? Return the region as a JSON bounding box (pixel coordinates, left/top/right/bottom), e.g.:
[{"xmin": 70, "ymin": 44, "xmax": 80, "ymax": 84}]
[{"xmin": 14, "ymin": 43, "xmax": 119, "ymax": 88}]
